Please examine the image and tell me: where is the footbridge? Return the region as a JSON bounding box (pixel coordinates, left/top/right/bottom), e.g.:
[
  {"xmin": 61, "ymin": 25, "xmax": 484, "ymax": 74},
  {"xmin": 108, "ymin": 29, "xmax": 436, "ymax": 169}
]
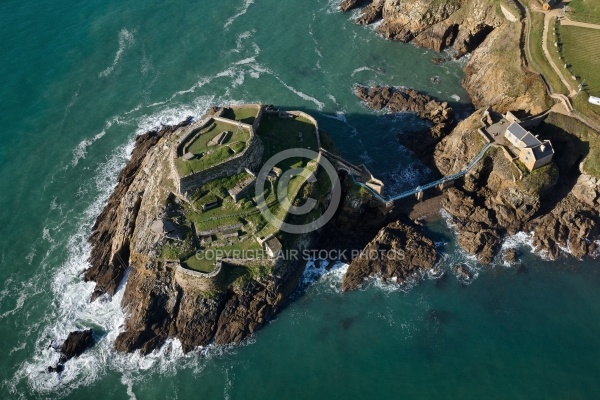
[{"xmin": 320, "ymin": 143, "xmax": 493, "ymax": 206}]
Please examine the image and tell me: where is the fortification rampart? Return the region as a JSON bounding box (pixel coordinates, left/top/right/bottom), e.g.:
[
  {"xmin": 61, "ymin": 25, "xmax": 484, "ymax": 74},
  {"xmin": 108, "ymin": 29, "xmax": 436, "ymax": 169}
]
[
  {"xmin": 178, "ymin": 119, "xmax": 263, "ymax": 195},
  {"xmin": 263, "ymin": 109, "xmax": 321, "ymax": 149}
]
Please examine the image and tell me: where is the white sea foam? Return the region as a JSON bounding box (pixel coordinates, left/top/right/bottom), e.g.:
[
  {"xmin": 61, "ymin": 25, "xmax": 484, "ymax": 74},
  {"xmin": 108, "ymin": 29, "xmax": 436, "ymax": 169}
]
[
  {"xmin": 10, "ymin": 91, "xmax": 273, "ymax": 394},
  {"xmin": 224, "ymin": 0, "xmax": 254, "ymax": 29},
  {"xmin": 324, "ymin": 0, "xmax": 343, "ymax": 14},
  {"xmin": 302, "ymin": 259, "xmax": 349, "ymax": 292},
  {"xmin": 71, "ymin": 130, "xmax": 107, "ymax": 167},
  {"xmin": 351, "ymin": 66, "xmax": 375, "ymax": 77},
  {"xmin": 99, "ymin": 28, "xmax": 135, "ymax": 78},
  {"xmin": 272, "ymin": 75, "xmax": 325, "ymax": 110},
  {"xmin": 450, "ymin": 94, "xmax": 461, "ymax": 102}
]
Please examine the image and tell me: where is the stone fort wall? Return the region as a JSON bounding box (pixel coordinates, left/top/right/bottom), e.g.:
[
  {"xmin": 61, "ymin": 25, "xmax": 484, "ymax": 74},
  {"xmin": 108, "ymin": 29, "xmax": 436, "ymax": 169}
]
[{"xmin": 178, "ymin": 120, "xmax": 264, "ymax": 195}]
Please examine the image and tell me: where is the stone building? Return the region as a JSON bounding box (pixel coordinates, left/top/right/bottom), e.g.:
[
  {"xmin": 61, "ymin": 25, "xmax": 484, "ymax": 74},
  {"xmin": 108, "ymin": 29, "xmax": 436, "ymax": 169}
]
[{"xmin": 504, "ymin": 122, "xmax": 554, "ymax": 171}]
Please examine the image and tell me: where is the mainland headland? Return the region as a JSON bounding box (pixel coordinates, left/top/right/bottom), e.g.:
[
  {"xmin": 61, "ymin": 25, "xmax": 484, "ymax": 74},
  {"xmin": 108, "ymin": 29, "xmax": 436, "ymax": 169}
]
[{"xmin": 50, "ymin": 0, "xmax": 600, "ymax": 366}]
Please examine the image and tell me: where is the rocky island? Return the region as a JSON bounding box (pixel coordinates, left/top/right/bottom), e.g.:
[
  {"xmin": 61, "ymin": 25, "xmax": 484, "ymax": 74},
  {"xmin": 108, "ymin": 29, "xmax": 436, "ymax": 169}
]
[{"xmin": 75, "ymin": 0, "xmax": 600, "ymax": 358}]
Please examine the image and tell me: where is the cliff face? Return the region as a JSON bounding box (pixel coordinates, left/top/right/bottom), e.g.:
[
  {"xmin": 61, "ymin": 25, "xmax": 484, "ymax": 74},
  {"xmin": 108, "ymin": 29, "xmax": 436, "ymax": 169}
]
[
  {"xmin": 462, "ymin": 23, "xmax": 549, "ymax": 114},
  {"xmin": 84, "ymin": 120, "xmax": 191, "ymax": 301},
  {"xmin": 343, "ymin": 0, "xmax": 504, "ymax": 56},
  {"xmin": 343, "ymin": 0, "xmax": 550, "ymax": 114},
  {"xmin": 113, "ymin": 255, "xmax": 306, "ymax": 354}
]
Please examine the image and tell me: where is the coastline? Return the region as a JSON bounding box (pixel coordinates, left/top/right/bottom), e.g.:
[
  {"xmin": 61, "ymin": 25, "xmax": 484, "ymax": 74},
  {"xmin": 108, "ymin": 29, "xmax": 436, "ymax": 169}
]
[{"xmin": 59, "ymin": 0, "xmax": 600, "ymax": 363}]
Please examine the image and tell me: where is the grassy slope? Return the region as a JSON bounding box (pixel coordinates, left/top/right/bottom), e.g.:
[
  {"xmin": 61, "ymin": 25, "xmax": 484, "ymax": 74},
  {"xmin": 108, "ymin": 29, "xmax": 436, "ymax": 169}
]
[
  {"xmin": 567, "ymin": 0, "xmax": 600, "ymax": 24},
  {"xmin": 527, "ymin": 10, "xmax": 568, "ymax": 95},
  {"xmin": 544, "ymin": 112, "xmax": 600, "ymax": 178}
]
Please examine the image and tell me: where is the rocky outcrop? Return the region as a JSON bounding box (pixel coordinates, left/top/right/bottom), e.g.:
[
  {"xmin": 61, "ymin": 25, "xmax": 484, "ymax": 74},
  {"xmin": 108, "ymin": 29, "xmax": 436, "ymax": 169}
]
[
  {"xmin": 48, "ymin": 329, "xmax": 95, "ymax": 373},
  {"xmin": 354, "ymin": 85, "xmax": 454, "ymax": 155},
  {"xmin": 527, "ymin": 185, "xmax": 600, "ymax": 261},
  {"xmin": 342, "ymin": 220, "xmax": 437, "ymax": 291},
  {"xmin": 443, "ymin": 188, "xmax": 501, "ymax": 264},
  {"xmin": 339, "ymin": 0, "xmax": 370, "ymax": 13},
  {"xmin": 84, "ymin": 118, "xmax": 192, "ymax": 301},
  {"xmin": 60, "ymin": 329, "xmax": 94, "ymax": 361},
  {"xmin": 342, "ymin": 0, "xmax": 504, "ymax": 56},
  {"xmin": 462, "ymin": 23, "xmax": 549, "ymax": 114},
  {"xmin": 343, "ymin": 0, "xmax": 550, "ymax": 114},
  {"xmin": 112, "ymin": 254, "xmax": 309, "ymax": 354},
  {"xmin": 434, "ymin": 110, "xmax": 600, "ymax": 263}
]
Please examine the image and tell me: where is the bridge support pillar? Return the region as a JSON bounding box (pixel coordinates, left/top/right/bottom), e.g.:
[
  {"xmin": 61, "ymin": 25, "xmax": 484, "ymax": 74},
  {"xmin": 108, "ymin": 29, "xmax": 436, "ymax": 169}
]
[
  {"xmin": 415, "ymin": 191, "xmax": 423, "ymax": 202},
  {"xmin": 437, "ymin": 179, "xmax": 455, "ymax": 191}
]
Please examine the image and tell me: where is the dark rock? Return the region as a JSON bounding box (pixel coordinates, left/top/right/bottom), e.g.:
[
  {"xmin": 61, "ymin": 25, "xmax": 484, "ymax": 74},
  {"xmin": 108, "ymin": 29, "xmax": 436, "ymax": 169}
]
[
  {"xmin": 354, "ymin": 85, "xmax": 454, "ymax": 156},
  {"xmin": 339, "ymin": 0, "xmax": 369, "ymax": 13},
  {"xmin": 341, "ymin": 317, "xmax": 355, "ymax": 330},
  {"xmin": 60, "ymin": 329, "xmax": 94, "ymax": 361},
  {"xmin": 342, "ymin": 220, "xmax": 438, "ymax": 291},
  {"xmin": 47, "ymin": 364, "xmax": 64, "ymax": 374},
  {"xmin": 502, "ymin": 248, "xmax": 518, "ymax": 263},
  {"xmin": 356, "ymin": 1, "xmax": 384, "ymax": 25}
]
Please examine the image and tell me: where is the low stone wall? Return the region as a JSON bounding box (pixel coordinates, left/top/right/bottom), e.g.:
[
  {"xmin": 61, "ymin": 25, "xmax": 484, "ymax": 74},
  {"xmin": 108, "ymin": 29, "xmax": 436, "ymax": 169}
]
[
  {"xmin": 229, "ymin": 103, "xmax": 264, "ymax": 132},
  {"xmin": 179, "ymin": 127, "xmax": 264, "ymax": 194},
  {"xmin": 176, "ymin": 256, "xmax": 278, "ymax": 280},
  {"xmin": 176, "ymin": 262, "xmax": 222, "ymax": 279},
  {"xmin": 176, "ymin": 117, "xmax": 212, "ymax": 157}
]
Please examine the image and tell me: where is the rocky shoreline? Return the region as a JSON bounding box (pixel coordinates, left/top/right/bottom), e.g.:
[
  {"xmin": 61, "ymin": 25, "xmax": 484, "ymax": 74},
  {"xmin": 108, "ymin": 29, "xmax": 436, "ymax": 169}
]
[{"xmin": 68, "ymin": 0, "xmax": 600, "ymax": 361}]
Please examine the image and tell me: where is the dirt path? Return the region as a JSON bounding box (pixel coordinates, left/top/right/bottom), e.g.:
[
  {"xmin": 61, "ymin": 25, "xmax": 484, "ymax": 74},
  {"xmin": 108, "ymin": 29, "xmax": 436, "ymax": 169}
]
[
  {"xmin": 561, "ymin": 18, "xmax": 600, "ymax": 30},
  {"xmin": 542, "ymin": 11, "xmax": 578, "ymax": 96}
]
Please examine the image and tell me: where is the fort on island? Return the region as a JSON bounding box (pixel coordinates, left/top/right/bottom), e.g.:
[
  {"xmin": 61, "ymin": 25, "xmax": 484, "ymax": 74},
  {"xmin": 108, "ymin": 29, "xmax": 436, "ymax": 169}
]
[{"xmin": 157, "ymin": 103, "xmax": 385, "ymax": 283}]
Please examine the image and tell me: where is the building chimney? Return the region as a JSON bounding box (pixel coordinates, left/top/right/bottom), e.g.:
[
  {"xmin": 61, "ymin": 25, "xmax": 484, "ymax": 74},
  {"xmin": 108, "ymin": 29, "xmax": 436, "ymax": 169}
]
[{"xmin": 540, "ymin": 144, "xmax": 546, "ymax": 152}]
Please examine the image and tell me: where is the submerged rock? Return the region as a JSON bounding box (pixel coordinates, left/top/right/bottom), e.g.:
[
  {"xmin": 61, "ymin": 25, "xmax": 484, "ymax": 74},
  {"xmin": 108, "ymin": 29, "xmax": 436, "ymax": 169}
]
[
  {"xmin": 46, "ymin": 364, "xmax": 64, "ymax": 374},
  {"xmin": 453, "ymin": 264, "xmax": 472, "ymax": 282}
]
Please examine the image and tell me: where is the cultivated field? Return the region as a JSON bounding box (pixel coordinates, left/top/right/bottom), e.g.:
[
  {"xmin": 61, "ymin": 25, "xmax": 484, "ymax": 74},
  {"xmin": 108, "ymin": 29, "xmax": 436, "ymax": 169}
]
[{"xmin": 559, "ymin": 25, "xmax": 600, "ymax": 96}]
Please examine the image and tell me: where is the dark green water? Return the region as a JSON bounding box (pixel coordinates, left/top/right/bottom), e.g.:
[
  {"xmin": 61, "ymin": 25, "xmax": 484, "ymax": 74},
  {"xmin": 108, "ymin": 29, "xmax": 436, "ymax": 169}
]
[{"xmin": 1, "ymin": 0, "xmax": 599, "ymax": 398}]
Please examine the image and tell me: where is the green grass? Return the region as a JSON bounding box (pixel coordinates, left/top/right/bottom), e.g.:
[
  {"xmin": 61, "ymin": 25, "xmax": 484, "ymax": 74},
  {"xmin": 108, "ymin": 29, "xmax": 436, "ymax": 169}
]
[
  {"xmin": 543, "ymin": 112, "xmax": 600, "ymax": 178},
  {"xmin": 222, "ymin": 106, "xmax": 259, "ymax": 125},
  {"xmin": 558, "ymin": 25, "xmax": 600, "ymax": 96},
  {"xmin": 257, "ymin": 114, "xmax": 319, "ymax": 159},
  {"xmin": 175, "ymin": 120, "xmax": 251, "ymax": 176},
  {"xmin": 517, "ymin": 162, "xmax": 559, "ymax": 194},
  {"xmin": 567, "ymin": 0, "xmax": 600, "ymax": 24},
  {"xmin": 572, "ymin": 93, "xmax": 600, "ymax": 127},
  {"xmin": 181, "ymin": 253, "xmax": 217, "ymax": 273},
  {"xmin": 527, "ymin": 11, "xmax": 569, "ymax": 95},
  {"xmin": 174, "ymin": 109, "xmax": 333, "ymax": 286}
]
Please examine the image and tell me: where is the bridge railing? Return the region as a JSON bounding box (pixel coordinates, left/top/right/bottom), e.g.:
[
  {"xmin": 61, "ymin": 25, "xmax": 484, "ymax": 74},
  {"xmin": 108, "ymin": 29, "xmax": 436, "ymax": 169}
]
[{"xmin": 358, "ymin": 143, "xmax": 493, "ymax": 203}]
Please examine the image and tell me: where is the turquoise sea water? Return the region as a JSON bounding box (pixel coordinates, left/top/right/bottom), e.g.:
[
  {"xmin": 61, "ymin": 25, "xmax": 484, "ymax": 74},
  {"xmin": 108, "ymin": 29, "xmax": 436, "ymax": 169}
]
[{"xmin": 1, "ymin": 0, "xmax": 599, "ymax": 398}]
